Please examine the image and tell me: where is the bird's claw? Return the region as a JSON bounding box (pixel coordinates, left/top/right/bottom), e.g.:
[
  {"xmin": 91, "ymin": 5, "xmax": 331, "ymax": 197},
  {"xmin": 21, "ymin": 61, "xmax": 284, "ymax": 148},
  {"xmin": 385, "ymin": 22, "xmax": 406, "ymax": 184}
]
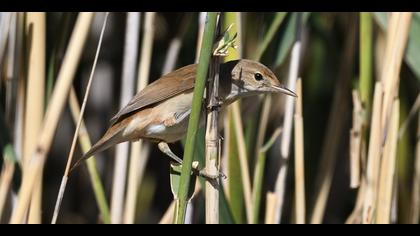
[
  {"xmin": 206, "ymin": 99, "xmax": 223, "ymax": 111},
  {"xmin": 196, "ymin": 168, "xmax": 226, "ymax": 181},
  {"xmin": 170, "ymin": 160, "xmax": 226, "ymax": 182}
]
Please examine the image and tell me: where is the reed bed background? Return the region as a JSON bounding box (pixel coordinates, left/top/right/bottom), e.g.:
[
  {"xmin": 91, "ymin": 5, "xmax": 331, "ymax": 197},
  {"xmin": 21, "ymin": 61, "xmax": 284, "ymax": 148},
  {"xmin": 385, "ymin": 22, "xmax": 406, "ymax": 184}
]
[{"xmin": 0, "ymin": 12, "xmax": 419, "ymax": 224}]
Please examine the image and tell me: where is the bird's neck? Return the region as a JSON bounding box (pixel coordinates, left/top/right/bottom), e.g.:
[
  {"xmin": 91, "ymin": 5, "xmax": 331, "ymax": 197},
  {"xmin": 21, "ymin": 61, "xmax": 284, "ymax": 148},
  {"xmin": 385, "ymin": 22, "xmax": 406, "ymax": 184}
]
[
  {"xmin": 219, "ymin": 76, "xmax": 258, "ymax": 106},
  {"xmin": 213, "ymin": 61, "xmax": 259, "ymax": 106}
]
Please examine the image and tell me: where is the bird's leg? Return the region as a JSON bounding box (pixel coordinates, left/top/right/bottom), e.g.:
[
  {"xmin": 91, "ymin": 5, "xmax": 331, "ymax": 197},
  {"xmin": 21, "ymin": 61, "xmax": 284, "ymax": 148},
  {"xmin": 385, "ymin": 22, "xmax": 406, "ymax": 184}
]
[
  {"xmin": 158, "ymin": 142, "xmax": 183, "ymax": 164},
  {"xmin": 157, "ymin": 142, "xmax": 226, "ymax": 180}
]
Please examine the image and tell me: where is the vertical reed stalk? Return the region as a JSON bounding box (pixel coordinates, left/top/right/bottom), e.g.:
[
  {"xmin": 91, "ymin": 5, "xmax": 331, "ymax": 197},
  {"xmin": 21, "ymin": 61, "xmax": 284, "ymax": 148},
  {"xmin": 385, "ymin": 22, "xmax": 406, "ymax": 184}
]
[
  {"xmin": 0, "ymin": 13, "xmax": 18, "ymax": 221},
  {"xmin": 118, "ymin": 11, "xmax": 142, "ymax": 224},
  {"xmin": 359, "ymin": 12, "xmax": 373, "ymax": 118},
  {"xmin": 254, "ymin": 13, "xmax": 287, "ymax": 61},
  {"xmin": 10, "ymin": 12, "xmax": 94, "ymax": 224},
  {"xmin": 159, "ymin": 202, "xmax": 176, "ymax": 224},
  {"xmin": 346, "ymin": 178, "xmax": 367, "ymax": 224},
  {"xmin": 251, "ymin": 95, "xmax": 272, "ymax": 224},
  {"xmin": 349, "ymin": 12, "xmax": 373, "ymax": 191},
  {"xmin": 294, "ymin": 78, "xmax": 305, "ymax": 224},
  {"xmin": 195, "ymin": 12, "xmax": 207, "ymax": 62},
  {"xmin": 162, "ymin": 13, "xmax": 191, "ymax": 75},
  {"xmin": 0, "ymin": 13, "xmax": 11, "ymax": 69},
  {"xmin": 349, "ymin": 90, "xmax": 363, "ymax": 188},
  {"xmin": 204, "ymin": 13, "xmax": 221, "ymax": 224},
  {"xmin": 231, "ymin": 104, "xmax": 253, "ymax": 223},
  {"xmin": 174, "ymin": 12, "xmax": 217, "ymax": 224},
  {"xmin": 160, "ymin": 185, "xmax": 202, "ymax": 224},
  {"xmin": 362, "ymin": 82, "xmax": 383, "ymax": 224},
  {"xmin": 124, "ymin": 12, "xmax": 155, "ymax": 224},
  {"xmin": 13, "ymin": 12, "xmax": 25, "ymax": 165},
  {"xmin": 110, "ymin": 12, "xmax": 141, "ymax": 224},
  {"xmin": 24, "ymin": 12, "xmax": 46, "ymax": 224},
  {"xmin": 223, "ymin": 12, "xmax": 245, "ymax": 223},
  {"xmin": 380, "ymin": 13, "xmax": 412, "ymax": 137},
  {"xmin": 273, "ymin": 12, "xmax": 303, "ymax": 223},
  {"xmin": 264, "ymin": 192, "xmax": 278, "ymax": 223},
  {"xmin": 376, "ymin": 99, "xmax": 399, "ymax": 223},
  {"xmin": 5, "ymin": 12, "xmax": 16, "ymax": 123}
]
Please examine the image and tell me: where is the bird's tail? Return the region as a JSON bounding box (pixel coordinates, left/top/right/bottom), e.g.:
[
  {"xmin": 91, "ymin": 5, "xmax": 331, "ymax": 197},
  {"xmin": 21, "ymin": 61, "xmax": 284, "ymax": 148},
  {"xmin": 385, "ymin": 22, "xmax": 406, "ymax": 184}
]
[{"xmin": 70, "ymin": 123, "xmax": 127, "ymax": 173}]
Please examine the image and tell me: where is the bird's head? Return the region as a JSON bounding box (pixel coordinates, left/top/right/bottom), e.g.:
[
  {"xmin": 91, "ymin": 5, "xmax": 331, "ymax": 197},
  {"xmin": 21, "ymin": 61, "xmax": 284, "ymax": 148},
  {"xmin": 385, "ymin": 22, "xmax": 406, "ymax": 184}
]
[{"xmin": 222, "ymin": 59, "xmax": 297, "ymax": 99}]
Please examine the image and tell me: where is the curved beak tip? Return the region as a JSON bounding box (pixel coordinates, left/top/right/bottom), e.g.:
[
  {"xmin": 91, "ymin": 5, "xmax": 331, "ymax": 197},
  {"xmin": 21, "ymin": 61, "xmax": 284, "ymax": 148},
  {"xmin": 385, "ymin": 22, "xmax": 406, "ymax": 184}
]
[
  {"xmin": 287, "ymin": 90, "xmax": 298, "ymax": 98},
  {"xmin": 272, "ymin": 85, "xmax": 298, "ymax": 98}
]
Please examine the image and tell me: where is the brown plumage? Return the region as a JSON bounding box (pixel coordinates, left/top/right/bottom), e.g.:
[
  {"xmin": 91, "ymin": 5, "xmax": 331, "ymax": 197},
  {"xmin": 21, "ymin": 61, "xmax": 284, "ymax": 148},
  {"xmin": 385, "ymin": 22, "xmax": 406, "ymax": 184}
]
[{"xmin": 109, "ymin": 64, "xmax": 197, "ymax": 125}]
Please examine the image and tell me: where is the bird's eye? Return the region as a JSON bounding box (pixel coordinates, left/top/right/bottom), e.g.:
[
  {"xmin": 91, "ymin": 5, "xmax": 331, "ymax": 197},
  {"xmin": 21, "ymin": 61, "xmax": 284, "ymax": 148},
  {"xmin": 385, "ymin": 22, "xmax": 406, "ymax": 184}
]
[{"xmin": 254, "ymin": 73, "xmax": 263, "ymax": 81}]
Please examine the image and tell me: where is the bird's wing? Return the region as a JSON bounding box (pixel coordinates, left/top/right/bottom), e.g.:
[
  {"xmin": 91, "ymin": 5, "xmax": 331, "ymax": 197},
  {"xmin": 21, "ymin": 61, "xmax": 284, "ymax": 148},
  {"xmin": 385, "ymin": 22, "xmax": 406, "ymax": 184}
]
[{"xmin": 109, "ymin": 64, "xmax": 197, "ymax": 125}]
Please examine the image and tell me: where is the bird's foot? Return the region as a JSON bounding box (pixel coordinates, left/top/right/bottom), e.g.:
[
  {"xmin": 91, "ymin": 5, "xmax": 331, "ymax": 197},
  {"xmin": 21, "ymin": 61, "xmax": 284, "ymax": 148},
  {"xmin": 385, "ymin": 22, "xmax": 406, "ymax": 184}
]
[
  {"xmin": 194, "ymin": 168, "xmax": 226, "ymax": 181},
  {"xmin": 171, "ymin": 161, "xmax": 226, "ymax": 182},
  {"xmin": 160, "ymin": 142, "xmax": 227, "ymax": 182},
  {"xmin": 206, "ymin": 98, "xmax": 223, "ymax": 111}
]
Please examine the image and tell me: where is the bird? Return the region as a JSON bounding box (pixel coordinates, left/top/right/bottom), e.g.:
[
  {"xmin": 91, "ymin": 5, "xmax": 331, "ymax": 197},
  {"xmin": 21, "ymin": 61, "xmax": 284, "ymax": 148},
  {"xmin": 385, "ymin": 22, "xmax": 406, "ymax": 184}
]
[{"xmin": 72, "ymin": 59, "xmax": 296, "ymax": 177}]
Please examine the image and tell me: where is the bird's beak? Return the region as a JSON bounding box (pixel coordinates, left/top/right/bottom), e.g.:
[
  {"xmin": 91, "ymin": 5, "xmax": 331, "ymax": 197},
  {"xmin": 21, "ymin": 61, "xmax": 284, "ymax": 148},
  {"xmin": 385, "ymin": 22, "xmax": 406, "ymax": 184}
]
[{"xmin": 270, "ymin": 85, "xmax": 297, "ymax": 97}]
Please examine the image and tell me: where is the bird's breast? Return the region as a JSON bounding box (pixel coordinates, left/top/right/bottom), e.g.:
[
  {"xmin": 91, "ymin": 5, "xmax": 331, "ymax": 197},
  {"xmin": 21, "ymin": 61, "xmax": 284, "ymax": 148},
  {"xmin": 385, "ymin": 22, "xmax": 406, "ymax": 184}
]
[{"xmin": 142, "ymin": 91, "xmax": 201, "ymax": 143}]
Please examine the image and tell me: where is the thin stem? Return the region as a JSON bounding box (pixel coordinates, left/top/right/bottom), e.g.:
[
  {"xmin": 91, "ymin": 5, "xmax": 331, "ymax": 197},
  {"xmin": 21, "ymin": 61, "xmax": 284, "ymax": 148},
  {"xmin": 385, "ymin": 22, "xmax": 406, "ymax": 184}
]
[
  {"xmin": 398, "ymin": 93, "xmax": 420, "ymax": 139},
  {"xmin": 232, "ymin": 103, "xmax": 254, "ymax": 223},
  {"xmin": 174, "ymin": 12, "xmax": 218, "ymax": 224},
  {"xmin": 251, "ymin": 95, "xmax": 272, "ymax": 224},
  {"xmin": 68, "ymin": 88, "xmax": 111, "ymax": 224},
  {"xmin": 51, "ymin": 12, "xmax": 109, "ymax": 224},
  {"xmin": 223, "ymin": 11, "xmax": 244, "ymax": 223},
  {"xmin": 359, "ymin": 12, "xmax": 373, "ymax": 119},
  {"xmin": 162, "ymin": 13, "xmax": 191, "ymax": 75},
  {"xmin": 5, "ymin": 12, "xmax": 17, "ymax": 124},
  {"xmin": 254, "ymin": 12, "xmax": 287, "ymax": 61},
  {"xmin": 0, "ymin": 13, "xmax": 12, "ymax": 69}
]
